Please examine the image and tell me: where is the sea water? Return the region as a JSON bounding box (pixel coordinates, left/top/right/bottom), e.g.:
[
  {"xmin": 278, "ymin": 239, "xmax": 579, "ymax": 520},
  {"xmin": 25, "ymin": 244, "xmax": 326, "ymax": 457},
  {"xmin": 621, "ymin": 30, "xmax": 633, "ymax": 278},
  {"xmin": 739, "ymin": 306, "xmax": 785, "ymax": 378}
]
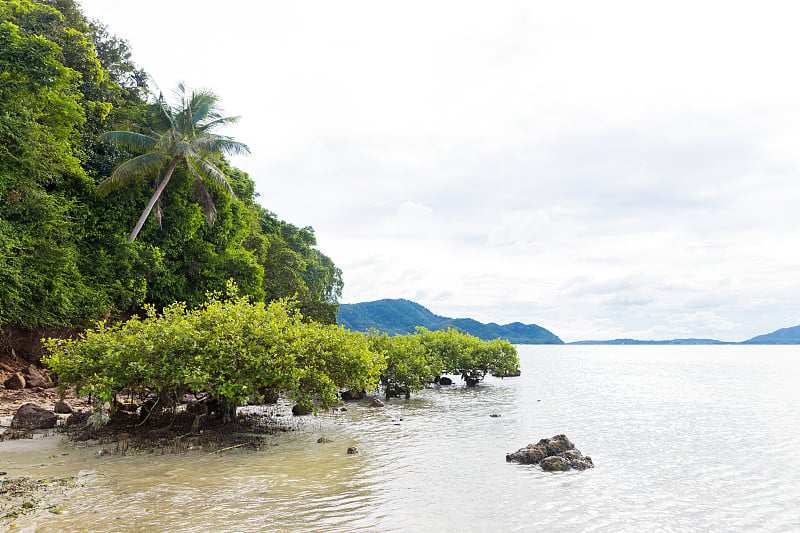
[{"xmin": 3, "ymin": 345, "xmax": 799, "ymax": 532}]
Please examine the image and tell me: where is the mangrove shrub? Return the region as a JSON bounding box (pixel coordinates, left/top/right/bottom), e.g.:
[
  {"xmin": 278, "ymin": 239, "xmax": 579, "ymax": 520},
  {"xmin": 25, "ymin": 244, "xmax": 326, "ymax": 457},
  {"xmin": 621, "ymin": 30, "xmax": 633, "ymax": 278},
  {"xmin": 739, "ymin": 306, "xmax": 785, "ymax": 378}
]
[{"xmin": 43, "ymin": 284, "xmax": 382, "ymax": 414}]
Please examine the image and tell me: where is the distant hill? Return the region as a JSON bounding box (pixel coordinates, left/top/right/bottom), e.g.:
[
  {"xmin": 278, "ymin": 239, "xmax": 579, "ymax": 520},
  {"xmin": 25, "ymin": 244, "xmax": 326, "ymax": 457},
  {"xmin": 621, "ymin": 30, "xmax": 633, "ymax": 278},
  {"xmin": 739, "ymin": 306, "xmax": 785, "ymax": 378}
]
[
  {"xmin": 571, "ymin": 324, "xmax": 800, "ymax": 345},
  {"xmin": 569, "ymin": 338, "xmax": 733, "ymax": 345},
  {"xmin": 743, "ymin": 324, "xmax": 800, "ymax": 344},
  {"xmin": 337, "ymin": 299, "xmax": 563, "ymax": 344}
]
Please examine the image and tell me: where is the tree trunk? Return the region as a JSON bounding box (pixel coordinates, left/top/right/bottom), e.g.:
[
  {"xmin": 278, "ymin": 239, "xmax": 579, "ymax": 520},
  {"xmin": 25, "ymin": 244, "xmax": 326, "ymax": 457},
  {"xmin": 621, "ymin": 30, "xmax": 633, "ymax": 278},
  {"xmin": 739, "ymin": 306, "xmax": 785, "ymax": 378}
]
[{"xmin": 127, "ymin": 156, "xmax": 181, "ymax": 243}]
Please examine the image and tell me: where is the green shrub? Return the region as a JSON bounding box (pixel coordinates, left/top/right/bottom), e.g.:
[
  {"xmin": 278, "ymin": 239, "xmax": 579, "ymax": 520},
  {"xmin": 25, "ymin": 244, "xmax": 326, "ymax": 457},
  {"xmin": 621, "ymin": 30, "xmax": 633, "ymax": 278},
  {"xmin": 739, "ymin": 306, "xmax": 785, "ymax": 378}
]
[
  {"xmin": 417, "ymin": 328, "xmax": 519, "ymax": 386},
  {"xmin": 368, "ymin": 330, "xmax": 442, "ymax": 399},
  {"xmin": 43, "ymin": 283, "xmax": 383, "ymax": 415}
]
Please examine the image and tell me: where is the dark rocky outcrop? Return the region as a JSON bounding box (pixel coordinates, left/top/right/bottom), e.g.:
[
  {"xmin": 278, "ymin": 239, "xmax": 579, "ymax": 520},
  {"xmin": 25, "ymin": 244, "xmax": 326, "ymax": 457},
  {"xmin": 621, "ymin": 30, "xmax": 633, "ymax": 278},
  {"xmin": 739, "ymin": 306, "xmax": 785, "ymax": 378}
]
[
  {"xmin": 347, "ymin": 446, "xmax": 359, "ymax": 455},
  {"xmin": 65, "ymin": 411, "xmax": 90, "ymax": 427},
  {"xmin": 54, "ymin": 400, "xmax": 74, "ymax": 414},
  {"xmin": 4, "ymin": 373, "xmax": 25, "ymax": 390},
  {"xmin": 436, "ymin": 376, "xmax": 453, "ymax": 385},
  {"xmin": 340, "ymin": 390, "xmax": 364, "ymax": 401},
  {"xmin": 10, "ymin": 403, "xmax": 58, "ymax": 430},
  {"xmin": 24, "ymin": 365, "xmax": 47, "ymax": 388},
  {"xmin": 292, "ymin": 404, "xmax": 311, "ymax": 416},
  {"xmin": 506, "ymin": 434, "xmax": 593, "ymax": 471}
]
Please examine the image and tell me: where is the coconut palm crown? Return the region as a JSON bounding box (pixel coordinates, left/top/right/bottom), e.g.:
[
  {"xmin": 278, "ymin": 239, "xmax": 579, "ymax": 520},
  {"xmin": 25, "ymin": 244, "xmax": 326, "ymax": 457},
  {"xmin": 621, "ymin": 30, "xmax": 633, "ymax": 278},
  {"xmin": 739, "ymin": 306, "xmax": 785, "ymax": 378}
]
[{"xmin": 98, "ymin": 82, "xmax": 250, "ymax": 243}]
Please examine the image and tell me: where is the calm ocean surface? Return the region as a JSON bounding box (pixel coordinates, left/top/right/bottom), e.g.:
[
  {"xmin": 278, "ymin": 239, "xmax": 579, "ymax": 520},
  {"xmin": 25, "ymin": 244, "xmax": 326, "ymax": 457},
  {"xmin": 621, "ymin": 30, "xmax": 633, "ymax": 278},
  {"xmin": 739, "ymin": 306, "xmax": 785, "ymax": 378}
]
[{"xmin": 4, "ymin": 345, "xmax": 800, "ymax": 532}]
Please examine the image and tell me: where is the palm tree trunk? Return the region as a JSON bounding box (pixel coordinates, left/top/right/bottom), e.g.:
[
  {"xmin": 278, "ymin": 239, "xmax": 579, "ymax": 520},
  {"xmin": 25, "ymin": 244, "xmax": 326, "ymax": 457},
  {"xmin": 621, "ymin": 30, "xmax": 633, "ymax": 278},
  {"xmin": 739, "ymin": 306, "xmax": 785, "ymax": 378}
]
[{"xmin": 128, "ymin": 156, "xmax": 181, "ymax": 243}]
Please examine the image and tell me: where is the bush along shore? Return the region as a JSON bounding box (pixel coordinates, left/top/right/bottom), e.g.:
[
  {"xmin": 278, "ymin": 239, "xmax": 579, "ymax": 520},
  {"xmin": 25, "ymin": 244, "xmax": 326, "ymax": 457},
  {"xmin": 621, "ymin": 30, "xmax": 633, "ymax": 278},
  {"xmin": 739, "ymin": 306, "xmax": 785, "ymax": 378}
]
[{"xmin": 2, "ymin": 283, "xmax": 522, "ymax": 451}]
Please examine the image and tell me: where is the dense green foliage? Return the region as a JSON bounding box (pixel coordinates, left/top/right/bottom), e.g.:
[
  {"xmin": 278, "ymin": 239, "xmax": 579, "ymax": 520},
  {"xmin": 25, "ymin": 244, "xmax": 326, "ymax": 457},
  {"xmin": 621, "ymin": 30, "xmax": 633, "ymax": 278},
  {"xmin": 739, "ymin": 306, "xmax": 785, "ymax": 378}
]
[
  {"xmin": 338, "ymin": 298, "xmax": 563, "ymax": 344},
  {"xmin": 98, "ymin": 82, "xmax": 250, "ymax": 243},
  {"xmin": 368, "ymin": 330, "xmax": 442, "ymax": 399},
  {"xmin": 44, "ymin": 284, "xmax": 381, "ymax": 415},
  {"xmin": 0, "ymin": 0, "xmax": 343, "ymax": 331},
  {"xmin": 8, "ymin": 0, "xmax": 521, "ymax": 425},
  {"xmin": 45, "ymin": 290, "xmax": 520, "ymax": 421},
  {"xmin": 368, "ymin": 327, "xmax": 519, "ymax": 398},
  {"xmin": 417, "ymin": 328, "xmax": 519, "ymax": 384}
]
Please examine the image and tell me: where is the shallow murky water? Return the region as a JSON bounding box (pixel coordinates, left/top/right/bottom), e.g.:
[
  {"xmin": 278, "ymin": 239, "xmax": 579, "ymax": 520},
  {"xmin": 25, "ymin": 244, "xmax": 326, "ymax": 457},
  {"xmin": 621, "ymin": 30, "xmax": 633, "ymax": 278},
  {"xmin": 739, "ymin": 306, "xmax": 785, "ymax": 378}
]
[{"xmin": 3, "ymin": 345, "xmax": 800, "ymax": 532}]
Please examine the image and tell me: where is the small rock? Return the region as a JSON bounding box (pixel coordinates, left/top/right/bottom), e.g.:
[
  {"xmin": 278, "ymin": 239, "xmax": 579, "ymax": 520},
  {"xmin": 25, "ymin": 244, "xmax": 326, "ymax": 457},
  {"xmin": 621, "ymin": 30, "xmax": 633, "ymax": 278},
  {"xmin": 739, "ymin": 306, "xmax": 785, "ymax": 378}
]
[
  {"xmin": 347, "ymin": 446, "xmax": 359, "ymax": 455},
  {"xmin": 339, "ymin": 407, "xmax": 348, "ymax": 412},
  {"xmin": 340, "ymin": 390, "xmax": 364, "ymax": 401},
  {"xmin": 490, "ymin": 413, "xmax": 502, "ymax": 418},
  {"xmin": 369, "ymin": 398, "xmax": 384, "ymax": 408},
  {"xmin": 54, "ymin": 400, "xmax": 74, "ymax": 414},
  {"xmin": 65, "ymin": 411, "xmax": 90, "ymax": 427},
  {"xmin": 438, "ymin": 376, "xmax": 453, "ymax": 385},
  {"xmin": 10, "ymin": 403, "xmax": 57, "ymax": 430},
  {"xmin": 506, "ymin": 434, "xmax": 594, "ymax": 472},
  {"xmin": 292, "ymin": 404, "xmax": 311, "ymax": 416},
  {"xmin": 317, "ymin": 437, "xmax": 333, "ymax": 443},
  {"xmin": 4, "ymin": 373, "xmax": 25, "ymax": 390},
  {"xmin": 24, "ymin": 365, "xmax": 47, "ymax": 388}
]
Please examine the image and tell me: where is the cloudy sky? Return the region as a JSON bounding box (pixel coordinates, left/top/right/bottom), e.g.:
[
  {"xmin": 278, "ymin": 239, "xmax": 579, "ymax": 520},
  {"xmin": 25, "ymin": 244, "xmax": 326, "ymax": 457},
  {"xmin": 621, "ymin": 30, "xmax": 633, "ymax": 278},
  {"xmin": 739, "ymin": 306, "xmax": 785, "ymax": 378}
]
[{"xmin": 78, "ymin": 0, "xmax": 800, "ymax": 342}]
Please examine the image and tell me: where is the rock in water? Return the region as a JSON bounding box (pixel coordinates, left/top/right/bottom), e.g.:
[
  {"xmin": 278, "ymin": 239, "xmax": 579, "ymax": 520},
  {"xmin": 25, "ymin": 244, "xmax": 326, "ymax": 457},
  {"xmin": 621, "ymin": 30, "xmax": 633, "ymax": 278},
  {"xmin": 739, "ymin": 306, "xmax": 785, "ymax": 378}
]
[
  {"xmin": 506, "ymin": 434, "xmax": 594, "ymax": 471},
  {"xmin": 10, "ymin": 403, "xmax": 58, "ymax": 430},
  {"xmin": 369, "ymin": 398, "xmax": 384, "ymax": 408},
  {"xmin": 340, "ymin": 390, "xmax": 364, "ymax": 401},
  {"xmin": 292, "ymin": 404, "xmax": 311, "ymax": 416},
  {"xmin": 347, "ymin": 446, "xmax": 359, "ymax": 455}
]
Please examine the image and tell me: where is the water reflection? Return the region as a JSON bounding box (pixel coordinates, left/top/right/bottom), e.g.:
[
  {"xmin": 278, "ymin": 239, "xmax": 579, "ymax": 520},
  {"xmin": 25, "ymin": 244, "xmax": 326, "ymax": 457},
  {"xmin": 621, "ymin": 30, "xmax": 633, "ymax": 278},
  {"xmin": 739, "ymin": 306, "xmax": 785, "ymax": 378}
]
[{"xmin": 4, "ymin": 346, "xmax": 800, "ymax": 532}]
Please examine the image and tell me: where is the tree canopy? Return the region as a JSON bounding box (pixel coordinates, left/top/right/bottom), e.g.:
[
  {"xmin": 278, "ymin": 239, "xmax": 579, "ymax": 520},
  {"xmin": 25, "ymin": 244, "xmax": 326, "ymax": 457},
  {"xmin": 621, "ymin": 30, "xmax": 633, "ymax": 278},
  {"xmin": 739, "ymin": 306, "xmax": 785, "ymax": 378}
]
[
  {"xmin": 0, "ymin": 0, "xmax": 343, "ymax": 333},
  {"xmin": 98, "ymin": 82, "xmax": 250, "ymax": 243}
]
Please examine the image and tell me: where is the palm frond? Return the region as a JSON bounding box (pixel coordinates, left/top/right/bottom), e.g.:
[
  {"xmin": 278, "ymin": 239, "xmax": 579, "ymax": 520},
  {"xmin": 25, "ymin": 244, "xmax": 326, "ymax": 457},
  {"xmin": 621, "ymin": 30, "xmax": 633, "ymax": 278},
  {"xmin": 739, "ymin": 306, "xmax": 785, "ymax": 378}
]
[
  {"xmin": 175, "ymin": 140, "xmax": 197, "ymax": 158},
  {"xmin": 188, "ymin": 157, "xmax": 235, "ymax": 198},
  {"xmin": 187, "ymin": 169, "xmax": 218, "ymax": 226},
  {"xmin": 97, "ymin": 152, "xmax": 167, "ymax": 196},
  {"xmin": 194, "ymin": 135, "xmax": 251, "ymax": 156},
  {"xmin": 192, "ymin": 101, "xmax": 211, "ymax": 126},
  {"xmin": 99, "ymin": 131, "xmax": 159, "ymax": 152},
  {"xmin": 196, "ymin": 115, "xmax": 240, "ymax": 133},
  {"xmin": 156, "ymin": 92, "xmax": 178, "ymax": 132}
]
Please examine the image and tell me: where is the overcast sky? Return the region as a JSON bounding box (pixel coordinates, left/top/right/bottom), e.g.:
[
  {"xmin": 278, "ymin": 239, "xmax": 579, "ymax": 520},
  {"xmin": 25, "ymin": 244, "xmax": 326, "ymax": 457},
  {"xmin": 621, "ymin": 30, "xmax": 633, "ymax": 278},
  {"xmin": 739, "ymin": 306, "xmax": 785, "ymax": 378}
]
[{"xmin": 77, "ymin": 0, "xmax": 800, "ymax": 342}]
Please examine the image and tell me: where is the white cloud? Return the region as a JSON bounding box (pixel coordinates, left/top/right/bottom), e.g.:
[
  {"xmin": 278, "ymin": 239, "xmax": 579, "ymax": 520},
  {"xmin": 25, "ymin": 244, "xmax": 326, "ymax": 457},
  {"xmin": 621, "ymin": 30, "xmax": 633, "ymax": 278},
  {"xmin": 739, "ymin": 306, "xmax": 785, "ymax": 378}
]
[{"xmin": 79, "ymin": 0, "xmax": 800, "ymax": 342}]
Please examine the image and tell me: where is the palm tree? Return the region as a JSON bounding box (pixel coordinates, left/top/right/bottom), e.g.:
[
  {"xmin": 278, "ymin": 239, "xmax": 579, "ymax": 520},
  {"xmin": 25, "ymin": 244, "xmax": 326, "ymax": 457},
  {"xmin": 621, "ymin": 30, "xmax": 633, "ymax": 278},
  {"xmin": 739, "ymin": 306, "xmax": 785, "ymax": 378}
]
[{"xmin": 98, "ymin": 82, "xmax": 250, "ymax": 242}]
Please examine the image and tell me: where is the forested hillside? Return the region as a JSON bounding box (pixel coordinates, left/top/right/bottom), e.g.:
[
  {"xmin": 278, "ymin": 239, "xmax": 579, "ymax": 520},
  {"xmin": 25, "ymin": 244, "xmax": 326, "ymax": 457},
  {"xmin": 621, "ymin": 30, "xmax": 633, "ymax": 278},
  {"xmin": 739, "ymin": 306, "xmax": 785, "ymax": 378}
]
[
  {"xmin": 338, "ymin": 299, "xmax": 563, "ymax": 344},
  {"xmin": 0, "ymin": 0, "xmax": 342, "ymax": 354}
]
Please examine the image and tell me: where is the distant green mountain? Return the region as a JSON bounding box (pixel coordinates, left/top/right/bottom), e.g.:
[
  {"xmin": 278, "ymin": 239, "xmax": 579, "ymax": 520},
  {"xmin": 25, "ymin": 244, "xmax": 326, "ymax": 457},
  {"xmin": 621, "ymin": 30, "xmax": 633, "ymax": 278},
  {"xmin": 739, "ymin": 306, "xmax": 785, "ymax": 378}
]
[
  {"xmin": 337, "ymin": 299, "xmax": 563, "ymax": 344},
  {"xmin": 743, "ymin": 325, "xmax": 800, "ymax": 344}
]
